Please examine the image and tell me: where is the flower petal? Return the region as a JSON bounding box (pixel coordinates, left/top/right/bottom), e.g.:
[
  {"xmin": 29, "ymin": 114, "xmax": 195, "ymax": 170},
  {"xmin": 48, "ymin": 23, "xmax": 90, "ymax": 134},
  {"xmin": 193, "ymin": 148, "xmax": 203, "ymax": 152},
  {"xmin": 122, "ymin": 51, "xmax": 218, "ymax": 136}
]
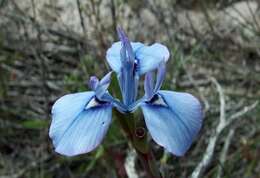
[
  {"xmin": 141, "ymin": 90, "xmax": 202, "ymax": 156},
  {"xmin": 49, "ymin": 91, "xmax": 95, "ymax": 147},
  {"xmin": 154, "ymin": 62, "xmax": 166, "ymax": 93},
  {"xmin": 144, "ymin": 71, "xmax": 155, "ymax": 100},
  {"xmin": 117, "ymin": 27, "xmax": 135, "ymax": 61},
  {"xmin": 106, "ymin": 41, "xmax": 144, "ymax": 73},
  {"xmin": 95, "ymin": 72, "xmax": 112, "ymax": 99},
  {"xmin": 136, "ymin": 43, "xmax": 170, "ymax": 75},
  {"xmin": 88, "ymin": 76, "xmax": 99, "ymax": 90},
  {"xmin": 55, "ymin": 105, "xmax": 112, "ymax": 156}
]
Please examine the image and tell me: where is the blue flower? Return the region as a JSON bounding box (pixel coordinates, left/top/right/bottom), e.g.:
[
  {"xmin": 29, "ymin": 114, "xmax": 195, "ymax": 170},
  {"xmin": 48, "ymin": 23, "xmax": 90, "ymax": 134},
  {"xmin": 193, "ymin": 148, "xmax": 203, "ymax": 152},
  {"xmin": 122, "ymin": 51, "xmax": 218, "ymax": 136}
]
[
  {"xmin": 49, "ymin": 28, "xmax": 203, "ymax": 157},
  {"xmin": 106, "ymin": 27, "xmax": 170, "ymax": 107},
  {"xmin": 49, "ymin": 72, "xmax": 119, "ymax": 156},
  {"xmin": 140, "ymin": 63, "xmax": 203, "ymax": 156}
]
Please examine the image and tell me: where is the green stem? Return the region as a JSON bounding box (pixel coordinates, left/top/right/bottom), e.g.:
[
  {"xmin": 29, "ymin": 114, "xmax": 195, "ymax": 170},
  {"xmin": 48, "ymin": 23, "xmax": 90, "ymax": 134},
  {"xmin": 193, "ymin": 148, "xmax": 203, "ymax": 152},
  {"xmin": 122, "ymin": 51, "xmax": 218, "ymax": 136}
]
[{"xmin": 115, "ymin": 111, "xmax": 162, "ymax": 178}]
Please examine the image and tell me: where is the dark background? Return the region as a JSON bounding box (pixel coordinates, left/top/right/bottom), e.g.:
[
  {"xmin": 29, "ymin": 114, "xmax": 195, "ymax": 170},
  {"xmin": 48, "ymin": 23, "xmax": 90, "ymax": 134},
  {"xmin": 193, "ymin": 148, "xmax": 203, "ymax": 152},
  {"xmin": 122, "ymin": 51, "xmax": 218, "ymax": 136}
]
[{"xmin": 0, "ymin": 0, "xmax": 259, "ymax": 177}]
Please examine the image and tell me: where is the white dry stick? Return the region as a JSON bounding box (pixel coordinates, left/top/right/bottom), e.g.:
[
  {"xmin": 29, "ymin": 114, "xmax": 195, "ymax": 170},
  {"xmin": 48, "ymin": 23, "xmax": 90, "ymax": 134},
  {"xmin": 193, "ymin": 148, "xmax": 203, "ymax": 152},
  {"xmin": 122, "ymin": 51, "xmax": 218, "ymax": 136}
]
[
  {"xmin": 212, "ymin": 77, "xmax": 226, "ymax": 130},
  {"xmin": 227, "ymin": 101, "xmax": 259, "ymax": 125},
  {"xmin": 190, "ymin": 77, "xmax": 259, "ymax": 178},
  {"xmin": 124, "ymin": 149, "xmax": 139, "ymax": 178},
  {"xmin": 217, "ymin": 129, "xmax": 235, "ymax": 178}
]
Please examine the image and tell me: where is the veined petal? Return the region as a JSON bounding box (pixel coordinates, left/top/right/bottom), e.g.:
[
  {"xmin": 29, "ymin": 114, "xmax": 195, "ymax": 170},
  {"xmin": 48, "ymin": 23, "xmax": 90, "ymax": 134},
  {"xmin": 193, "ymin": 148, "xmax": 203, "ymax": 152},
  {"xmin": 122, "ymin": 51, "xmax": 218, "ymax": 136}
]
[
  {"xmin": 154, "ymin": 62, "xmax": 166, "ymax": 93},
  {"xmin": 141, "ymin": 90, "xmax": 202, "ymax": 156},
  {"xmin": 55, "ymin": 105, "xmax": 112, "ymax": 156},
  {"xmin": 49, "ymin": 92, "xmax": 95, "ymax": 147},
  {"xmin": 136, "ymin": 43, "xmax": 170, "ymax": 75},
  {"xmin": 106, "ymin": 41, "xmax": 144, "ymax": 73},
  {"xmin": 117, "ymin": 27, "xmax": 135, "ymax": 61},
  {"xmin": 144, "ymin": 72, "xmax": 155, "ymax": 100}
]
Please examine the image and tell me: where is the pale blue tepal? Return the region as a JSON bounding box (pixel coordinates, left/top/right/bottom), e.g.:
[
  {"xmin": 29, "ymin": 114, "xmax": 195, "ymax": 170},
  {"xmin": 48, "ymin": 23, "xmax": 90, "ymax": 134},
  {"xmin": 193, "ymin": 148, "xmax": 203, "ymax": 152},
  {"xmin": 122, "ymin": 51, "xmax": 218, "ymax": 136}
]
[{"xmin": 49, "ymin": 28, "xmax": 203, "ymax": 157}]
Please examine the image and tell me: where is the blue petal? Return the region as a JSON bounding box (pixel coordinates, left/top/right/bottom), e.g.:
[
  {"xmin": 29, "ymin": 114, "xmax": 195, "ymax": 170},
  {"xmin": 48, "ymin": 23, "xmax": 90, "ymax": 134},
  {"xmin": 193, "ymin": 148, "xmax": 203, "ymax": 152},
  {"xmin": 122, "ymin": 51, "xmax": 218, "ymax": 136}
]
[
  {"xmin": 95, "ymin": 72, "xmax": 112, "ymax": 99},
  {"xmin": 49, "ymin": 91, "xmax": 95, "ymax": 147},
  {"xmin": 117, "ymin": 27, "xmax": 135, "ymax": 61},
  {"xmin": 154, "ymin": 62, "xmax": 166, "ymax": 93},
  {"xmin": 141, "ymin": 90, "xmax": 202, "ymax": 156},
  {"xmin": 106, "ymin": 41, "xmax": 144, "ymax": 73},
  {"xmin": 144, "ymin": 71, "xmax": 155, "ymax": 100},
  {"xmin": 88, "ymin": 76, "xmax": 99, "ymax": 91},
  {"xmin": 101, "ymin": 93, "xmax": 128, "ymax": 113},
  {"xmin": 115, "ymin": 40, "xmax": 141, "ymax": 106},
  {"xmin": 136, "ymin": 43, "xmax": 170, "ymax": 75},
  {"xmin": 119, "ymin": 62, "xmax": 139, "ymax": 106},
  {"xmin": 55, "ymin": 105, "xmax": 112, "ymax": 156}
]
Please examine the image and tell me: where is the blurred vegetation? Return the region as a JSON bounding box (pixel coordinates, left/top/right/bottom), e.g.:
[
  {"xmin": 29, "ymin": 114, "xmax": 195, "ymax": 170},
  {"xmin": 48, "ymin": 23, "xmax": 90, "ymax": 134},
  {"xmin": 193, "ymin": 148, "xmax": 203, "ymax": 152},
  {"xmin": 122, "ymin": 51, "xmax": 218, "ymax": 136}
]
[{"xmin": 0, "ymin": 0, "xmax": 260, "ymax": 177}]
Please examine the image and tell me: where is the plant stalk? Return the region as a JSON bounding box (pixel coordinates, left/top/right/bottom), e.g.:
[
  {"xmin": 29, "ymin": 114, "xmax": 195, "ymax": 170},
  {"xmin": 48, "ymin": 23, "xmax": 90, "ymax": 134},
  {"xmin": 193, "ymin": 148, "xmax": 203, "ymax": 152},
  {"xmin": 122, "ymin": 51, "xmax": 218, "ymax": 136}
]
[{"xmin": 115, "ymin": 111, "xmax": 162, "ymax": 178}]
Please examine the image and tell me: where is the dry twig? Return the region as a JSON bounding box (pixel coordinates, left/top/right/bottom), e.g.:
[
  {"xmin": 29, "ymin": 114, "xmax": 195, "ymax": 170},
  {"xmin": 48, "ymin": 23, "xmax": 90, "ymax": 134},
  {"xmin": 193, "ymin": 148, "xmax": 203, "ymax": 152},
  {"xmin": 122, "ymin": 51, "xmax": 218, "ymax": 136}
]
[
  {"xmin": 190, "ymin": 77, "xmax": 259, "ymax": 178},
  {"xmin": 217, "ymin": 129, "xmax": 235, "ymax": 178},
  {"xmin": 124, "ymin": 149, "xmax": 139, "ymax": 178}
]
